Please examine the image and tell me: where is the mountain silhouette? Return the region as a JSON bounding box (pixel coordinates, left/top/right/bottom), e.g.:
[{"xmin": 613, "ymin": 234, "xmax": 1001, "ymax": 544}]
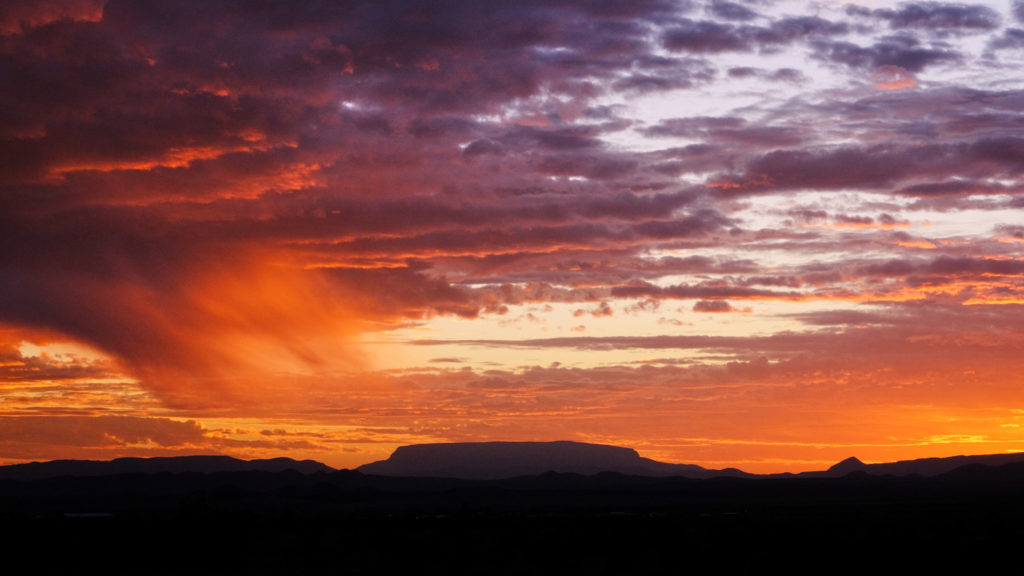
[
  {"xmin": 356, "ymin": 440, "xmax": 748, "ymax": 479},
  {"xmin": 827, "ymin": 456, "xmax": 868, "ymax": 475},
  {"xmin": 4, "ymin": 444, "xmax": 1024, "ymax": 482},
  {"xmin": 806, "ymin": 452, "xmax": 1024, "ymax": 478},
  {"xmin": 0, "ymin": 455, "xmax": 333, "ymax": 480},
  {"xmin": 2, "ymin": 453, "xmax": 1020, "ymax": 574}
]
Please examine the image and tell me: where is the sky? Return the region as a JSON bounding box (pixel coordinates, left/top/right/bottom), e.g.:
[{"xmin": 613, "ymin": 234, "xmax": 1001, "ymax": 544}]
[{"xmin": 2, "ymin": 0, "xmax": 1024, "ymax": 473}]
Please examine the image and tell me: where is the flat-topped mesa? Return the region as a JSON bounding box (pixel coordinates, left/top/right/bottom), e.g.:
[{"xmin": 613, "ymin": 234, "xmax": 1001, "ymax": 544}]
[{"xmin": 356, "ymin": 440, "xmax": 732, "ymax": 480}]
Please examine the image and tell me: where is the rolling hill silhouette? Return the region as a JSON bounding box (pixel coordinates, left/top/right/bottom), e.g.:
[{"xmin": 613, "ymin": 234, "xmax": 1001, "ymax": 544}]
[
  {"xmin": 0, "ymin": 455, "xmax": 332, "ymax": 481},
  {"xmin": 4, "ymin": 443, "xmax": 1024, "ymax": 573},
  {"xmin": 804, "ymin": 451, "xmax": 1024, "ymax": 478},
  {"xmin": 4, "ymin": 442, "xmax": 1024, "ymax": 481}
]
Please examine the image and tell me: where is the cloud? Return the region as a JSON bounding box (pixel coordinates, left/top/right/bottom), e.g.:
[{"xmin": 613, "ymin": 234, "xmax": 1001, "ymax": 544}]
[
  {"xmin": 708, "ymin": 134, "xmax": 1024, "ymax": 193},
  {"xmin": 810, "ymin": 36, "xmax": 959, "ymax": 72},
  {"xmin": 0, "ymin": 415, "xmax": 205, "ymax": 448},
  {"xmin": 850, "ymin": 2, "xmax": 1001, "ymax": 34},
  {"xmin": 415, "ymin": 299, "xmax": 1024, "ymax": 356},
  {"xmin": 995, "ymin": 224, "xmax": 1024, "ymax": 240},
  {"xmin": 708, "ymin": 1, "xmax": 759, "ymax": 21},
  {"xmin": 0, "ymin": 216, "xmax": 369, "ymax": 407},
  {"xmin": 872, "ymin": 65, "xmax": 917, "ymax": 90},
  {"xmin": 896, "ymin": 179, "xmax": 1017, "ymax": 196},
  {"xmin": 786, "ymin": 309, "xmax": 899, "ymax": 326},
  {"xmin": 643, "ymin": 116, "xmax": 803, "ymax": 147},
  {"xmin": 611, "ymin": 282, "xmax": 804, "ymax": 302},
  {"xmin": 662, "ymin": 19, "xmax": 751, "ymax": 52},
  {"xmin": 1, "ymin": 0, "xmax": 1023, "ymax": 470},
  {"xmin": 989, "ymin": 27, "xmax": 1024, "ymax": 50},
  {"xmin": 692, "ymin": 300, "xmax": 736, "ymax": 312},
  {"xmin": 661, "ymin": 15, "xmax": 848, "ymax": 54},
  {"xmin": 727, "ymin": 66, "xmax": 804, "ymax": 82},
  {"xmin": 0, "ymin": 0, "xmax": 105, "ymax": 34},
  {"xmin": 574, "ymin": 301, "xmax": 614, "ymax": 317}
]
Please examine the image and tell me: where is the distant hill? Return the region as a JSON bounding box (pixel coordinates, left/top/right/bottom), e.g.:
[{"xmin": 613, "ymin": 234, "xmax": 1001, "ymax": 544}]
[
  {"xmin": 358, "ymin": 442, "xmax": 1024, "ymax": 480},
  {"xmin": 357, "ymin": 440, "xmax": 749, "ymax": 480},
  {"xmin": 5, "ymin": 453, "xmax": 1024, "ymax": 573},
  {"xmin": 809, "ymin": 452, "xmax": 1024, "ymax": 478},
  {"xmin": 826, "ymin": 456, "xmax": 868, "ymax": 475},
  {"xmin": 5, "ymin": 445, "xmax": 1024, "ymax": 482},
  {"xmin": 0, "ymin": 455, "xmax": 334, "ymax": 481}
]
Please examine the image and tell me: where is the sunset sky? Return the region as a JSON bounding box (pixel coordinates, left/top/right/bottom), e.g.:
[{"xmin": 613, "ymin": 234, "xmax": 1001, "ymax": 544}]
[{"xmin": 2, "ymin": 0, "xmax": 1024, "ymax": 473}]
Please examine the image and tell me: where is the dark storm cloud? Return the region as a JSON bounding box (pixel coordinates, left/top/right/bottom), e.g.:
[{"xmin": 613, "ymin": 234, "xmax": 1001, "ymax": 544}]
[
  {"xmin": 713, "ymin": 144, "xmax": 953, "ymax": 192},
  {"xmin": 850, "ymin": 256, "xmax": 1024, "ymax": 282},
  {"xmin": 896, "ymin": 179, "xmax": 1018, "ymax": 196},
  {"xmin": 325, "ymin": 265, "xmax": 481, "ymax": 319},
  {"xmin": 462, "ymin": 139, "xmax": 505, "ymax": 158},
  {"xmin": 611, "ymin": 281, "xmax": 803, "ymax": 301},
  {"xmin": 323, "ymin": 211, "xmax": 728, "ymax": 258},
  {"xmin": 447, "ymin": 253, "xmax": 760, "ymax": 288},
  {"xmin": 502, "ymin": 125, "xmax": 606, "ymax": 151},
  {"xmin": 611, "ymin": 56, "xmax": 718, "ymax": 93},
  {"xmin": 925, "ymin": 256, "xmax": 1024, "ymax": 276},
  {"xmin": 713, "ymin": 131, "xmax": 1024, "ymax": 194},
  {"xmin": 273, "ymin": 188, "xmax": 704, "ymax": 240},
  {"xmin": 803, "ymin": 87, "xmax": 1024, "ymax": 144},
  {"xmin": 707, "ymin": 1, "xmax": 759, "ymax": 21},
  {"xmin": 661, "ymin": 15, "xmax": 848, "ymax": 53},
  {"xmin": 727, "ymin": 66, "xmax": 804, "ymax": 82},
  {"xmin": 727, "ymin": 66, "xmax": 760, "ymax": 78},
  {"xmin": 810, "ymin": 36, "xmax": 959, "ymax": 72},
  {"xmin": 662, "ymin": 18, "xmax": 751, "ymax": 52},
  {"xmin": 969, "ymin": 136, "xmax": 1024, "ymax": 174},
  {"xmin": 643, "ymin": 116, "xmax": 803, "ymax": 147},
  {"xmin": 758, "ymin": 17, "xmax": 851, "ymax": 44},
  {"xmin": 0, "ymin": 0, "xmax": 678, "ymax": 180},
  {"xmin": 848, "ymin": 2, "xmax": 1001, "ymax": 33}
]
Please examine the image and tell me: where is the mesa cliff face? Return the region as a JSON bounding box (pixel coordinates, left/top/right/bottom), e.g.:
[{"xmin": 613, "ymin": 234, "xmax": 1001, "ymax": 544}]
[{"xmin": 356, "ymin": 440, "xmax": 744, "ymax": 479}]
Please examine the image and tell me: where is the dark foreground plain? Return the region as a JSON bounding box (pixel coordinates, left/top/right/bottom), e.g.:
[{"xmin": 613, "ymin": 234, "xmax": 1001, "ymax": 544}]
[{"xmin": 4, "ymin": 462, "xmax": 1024, "ymax": 574}]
